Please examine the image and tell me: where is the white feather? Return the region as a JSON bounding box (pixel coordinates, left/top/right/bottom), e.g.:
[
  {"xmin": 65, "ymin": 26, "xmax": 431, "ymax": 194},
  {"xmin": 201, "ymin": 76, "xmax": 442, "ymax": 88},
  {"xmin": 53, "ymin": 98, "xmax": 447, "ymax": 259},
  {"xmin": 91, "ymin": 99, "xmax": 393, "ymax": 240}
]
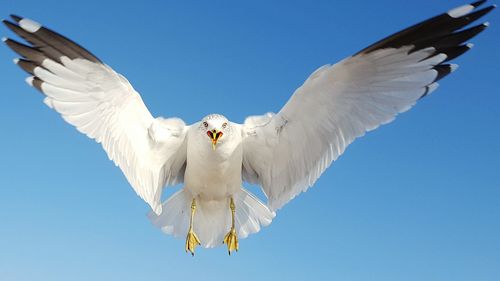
[
  {"xmin": 447, "ymin": 4, "xmax": 474, "ymax": 18},
  {"xmin": 19, "ymin": 18, "xmax": 41, "ymax": 32},
  {"xmin": 241, "ymin": 46, "xmax": 446, "ymax": 211},
  {"xmin": 33, "ymin": 56, "xmax": 189, "ymax": 215}
]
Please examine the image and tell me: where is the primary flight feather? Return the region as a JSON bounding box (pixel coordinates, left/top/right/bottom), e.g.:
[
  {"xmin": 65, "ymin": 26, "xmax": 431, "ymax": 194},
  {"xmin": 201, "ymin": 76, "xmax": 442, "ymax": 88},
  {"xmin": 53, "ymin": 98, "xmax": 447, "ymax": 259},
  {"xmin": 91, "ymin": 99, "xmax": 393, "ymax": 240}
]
[{"xmin": 3, "ymin": 1, "xmax": 494, "ymax": 255}]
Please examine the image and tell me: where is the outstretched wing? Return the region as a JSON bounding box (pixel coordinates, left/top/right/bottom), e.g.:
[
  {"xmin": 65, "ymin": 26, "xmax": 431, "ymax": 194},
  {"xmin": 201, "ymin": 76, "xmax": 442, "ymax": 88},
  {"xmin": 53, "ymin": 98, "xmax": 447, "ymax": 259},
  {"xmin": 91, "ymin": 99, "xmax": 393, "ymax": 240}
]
[
  {"xmin": 241, "ymin": 1, "xmax": 495, "ymax": 211},
  {"xmin": 3, "ymin": 15, "xmax": 188, "ymax": 215}
]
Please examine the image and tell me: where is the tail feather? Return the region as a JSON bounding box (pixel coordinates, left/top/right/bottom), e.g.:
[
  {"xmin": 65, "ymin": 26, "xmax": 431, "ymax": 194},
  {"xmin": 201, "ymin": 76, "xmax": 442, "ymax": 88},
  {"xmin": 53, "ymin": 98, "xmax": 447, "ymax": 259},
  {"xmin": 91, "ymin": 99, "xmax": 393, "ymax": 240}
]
[
  {"xmin": 148, "ymin": 188, "xmax": 275, "ymax": 248},
  {"xmin": 235, "ymin": 189, "xmax": 275, "ymax": 239},
  {"xmin": 147, "ymin": 189, "xmax": 190, "ymax": 239}
]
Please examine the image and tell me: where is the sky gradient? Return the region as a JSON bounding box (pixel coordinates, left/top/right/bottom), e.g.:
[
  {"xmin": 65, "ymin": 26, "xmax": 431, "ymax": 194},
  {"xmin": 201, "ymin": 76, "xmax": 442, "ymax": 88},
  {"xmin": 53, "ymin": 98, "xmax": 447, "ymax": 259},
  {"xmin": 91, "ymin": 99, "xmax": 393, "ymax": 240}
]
[{"xmin": 0, "ymin": 1, "xmax": 499, "ymax": 280}]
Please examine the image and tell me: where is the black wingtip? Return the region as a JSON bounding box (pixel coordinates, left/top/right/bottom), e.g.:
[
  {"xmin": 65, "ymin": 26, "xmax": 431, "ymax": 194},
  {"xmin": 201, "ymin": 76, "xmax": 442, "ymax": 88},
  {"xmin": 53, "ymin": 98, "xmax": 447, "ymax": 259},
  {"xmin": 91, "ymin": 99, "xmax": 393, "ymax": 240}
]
[
  {"xmin": 484, "ymin": 4, "xmax": 496, "ymax": 13},
  {"xmin": 434, "ymin": 64, "xmax": 458, "ymax": 82},
  {"xmin": 2, "ymin": 18, "xmax": 12, "ymax": 26},
  {"xmin": 442, "ymin": 44, "xmax": 473, "ymax": 62},
  {"xmin": 471, "ymin": 0, "xmax": 487, "ymax": 8},
  {"xmin": 16, "ymin": 58, "xmax": 37, "ymax": 75},
  {"xmin": 32, "ymin": 77, "xmax": 44, "ymax": 92},
  {"xmin": 2, "ymin": 19, "xmax": 26, "ymax": 38},
  {"xmin": 468, "ymin": 5, "xmax": 497, "ymax": 22},
  {"xmin": 10, "ymin": 14, "xmax": 22, "ymax": 23},
  {"xmin": 475, "ymin": 4, "xmax": 497, "ymax": 18},
  {"xmin": 3, "ymin": 19, "xmax": 17, "ymax": 30},
  {"xmin": 24, "ymin": 76, "xmax": 44, "ymax": 93}
]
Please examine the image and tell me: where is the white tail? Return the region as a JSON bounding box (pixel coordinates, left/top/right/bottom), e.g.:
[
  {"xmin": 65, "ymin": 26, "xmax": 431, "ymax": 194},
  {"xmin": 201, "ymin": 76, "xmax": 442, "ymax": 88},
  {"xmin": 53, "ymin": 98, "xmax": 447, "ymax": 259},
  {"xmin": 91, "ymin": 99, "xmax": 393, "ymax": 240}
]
[{"xmin": 148, "ymin": 188, "xmax": 275, "ymax": 248}]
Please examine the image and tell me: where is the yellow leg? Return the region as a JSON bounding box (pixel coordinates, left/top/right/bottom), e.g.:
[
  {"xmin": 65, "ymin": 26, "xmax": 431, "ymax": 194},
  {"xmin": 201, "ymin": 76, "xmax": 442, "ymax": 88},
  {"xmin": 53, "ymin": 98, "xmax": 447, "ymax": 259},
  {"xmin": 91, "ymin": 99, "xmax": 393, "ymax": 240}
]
[
  {"xmin": 223, "ymin": 197, "xmax": 238, "ymax": 255},
  {"xmin": 185, "ymin": 198, "xmax": 201, "ymax": 256}
]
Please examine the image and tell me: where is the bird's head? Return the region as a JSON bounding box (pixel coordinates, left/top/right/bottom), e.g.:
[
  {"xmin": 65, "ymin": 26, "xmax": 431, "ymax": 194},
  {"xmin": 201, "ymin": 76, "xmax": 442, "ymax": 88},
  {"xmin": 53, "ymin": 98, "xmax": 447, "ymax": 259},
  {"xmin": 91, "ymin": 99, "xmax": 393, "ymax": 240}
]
[{"xmin": 200, "ymin": 114, "xmax": 231, "ymax": 150}]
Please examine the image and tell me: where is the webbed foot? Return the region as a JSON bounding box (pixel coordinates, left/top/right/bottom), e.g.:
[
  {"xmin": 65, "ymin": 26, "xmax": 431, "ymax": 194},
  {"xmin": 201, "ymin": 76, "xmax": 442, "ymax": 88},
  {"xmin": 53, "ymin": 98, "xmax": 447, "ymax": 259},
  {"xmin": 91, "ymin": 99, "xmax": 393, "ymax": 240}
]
[
  {"xmin": 223, "ymin": 227, "xmax": 238, "ymax": 255},
  {"xmin": 185, "ymin": 227, "xmax": 201, "ymax": 256}
]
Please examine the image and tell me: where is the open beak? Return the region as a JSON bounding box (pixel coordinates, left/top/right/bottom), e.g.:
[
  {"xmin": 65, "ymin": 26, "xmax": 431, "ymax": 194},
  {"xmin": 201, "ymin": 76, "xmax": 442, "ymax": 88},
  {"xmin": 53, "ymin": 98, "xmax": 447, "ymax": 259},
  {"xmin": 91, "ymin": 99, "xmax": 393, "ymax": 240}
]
[{"xmin": 207, "ymin": 130, "xmax": 223, "ymax": 150}]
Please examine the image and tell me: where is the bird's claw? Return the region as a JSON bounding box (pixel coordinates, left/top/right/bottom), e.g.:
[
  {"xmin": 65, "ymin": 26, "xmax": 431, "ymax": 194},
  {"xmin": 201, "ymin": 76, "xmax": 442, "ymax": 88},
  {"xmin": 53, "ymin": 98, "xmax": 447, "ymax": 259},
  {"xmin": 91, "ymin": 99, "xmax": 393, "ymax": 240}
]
[
  {"xmin": 223, "ymin": 227, "xmax": 238, "ymax": 255},
  {"xmin": 185, "ymin": 228, "xmax": 201, "ymax": 256}
]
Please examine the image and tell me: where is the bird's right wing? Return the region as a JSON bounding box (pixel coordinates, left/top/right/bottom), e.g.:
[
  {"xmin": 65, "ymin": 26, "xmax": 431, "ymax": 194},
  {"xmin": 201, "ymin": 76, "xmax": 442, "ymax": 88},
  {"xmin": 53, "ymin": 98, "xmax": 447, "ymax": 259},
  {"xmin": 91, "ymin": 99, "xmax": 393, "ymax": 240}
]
[{"xmin": 3, "ymin": 15, "xmax": 188, "ymax": 215}]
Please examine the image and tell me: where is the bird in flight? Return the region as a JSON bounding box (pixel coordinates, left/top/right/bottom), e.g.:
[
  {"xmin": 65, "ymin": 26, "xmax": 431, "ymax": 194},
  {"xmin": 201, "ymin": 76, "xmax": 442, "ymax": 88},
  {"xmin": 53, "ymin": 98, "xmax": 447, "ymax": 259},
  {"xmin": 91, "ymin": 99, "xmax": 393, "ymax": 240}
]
[{"xmin": 3, "ymin": 1, "xmax": 494, "ymax": 255}]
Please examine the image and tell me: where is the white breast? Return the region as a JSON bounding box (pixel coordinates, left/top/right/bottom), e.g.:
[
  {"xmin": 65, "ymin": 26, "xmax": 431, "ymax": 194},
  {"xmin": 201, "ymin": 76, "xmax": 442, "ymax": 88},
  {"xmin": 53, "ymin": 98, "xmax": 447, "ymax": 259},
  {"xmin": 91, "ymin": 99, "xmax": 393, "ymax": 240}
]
[{"xmin": 183, "ymin": 125, "xmax": 243, "ymax": 200}]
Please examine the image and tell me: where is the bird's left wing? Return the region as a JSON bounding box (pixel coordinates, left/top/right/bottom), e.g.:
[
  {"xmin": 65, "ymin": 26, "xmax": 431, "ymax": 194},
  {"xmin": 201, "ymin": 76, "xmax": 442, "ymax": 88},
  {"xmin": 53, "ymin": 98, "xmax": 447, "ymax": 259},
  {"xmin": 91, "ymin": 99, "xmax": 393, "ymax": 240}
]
[
  {"xmin": 3, "ymin": 15, "xmax": 189, "ymax": 215},
  {"xmin": 241, "ymin": 1, "xmax": 495, "ymax": 211}
]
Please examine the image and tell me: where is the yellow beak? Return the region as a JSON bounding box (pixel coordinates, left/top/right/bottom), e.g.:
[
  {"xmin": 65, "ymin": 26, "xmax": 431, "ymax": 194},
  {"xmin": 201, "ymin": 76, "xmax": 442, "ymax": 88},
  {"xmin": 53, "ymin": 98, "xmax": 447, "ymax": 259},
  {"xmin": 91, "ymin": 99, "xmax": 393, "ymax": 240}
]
[
  {"xmin": 212, "ymin": 139, "xmax": 217, "ymax": 151},
  {"xmin": 207, "ymin": 130, "xmax": 223, "ymax": 150}
]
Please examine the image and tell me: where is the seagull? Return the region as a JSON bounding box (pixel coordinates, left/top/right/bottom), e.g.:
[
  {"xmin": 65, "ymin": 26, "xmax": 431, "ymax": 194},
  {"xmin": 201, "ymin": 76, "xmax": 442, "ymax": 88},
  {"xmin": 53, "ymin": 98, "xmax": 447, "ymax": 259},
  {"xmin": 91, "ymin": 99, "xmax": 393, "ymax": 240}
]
[{"xmin": 3, "ymin": 1, "xmax": 495, "ymax": 255}]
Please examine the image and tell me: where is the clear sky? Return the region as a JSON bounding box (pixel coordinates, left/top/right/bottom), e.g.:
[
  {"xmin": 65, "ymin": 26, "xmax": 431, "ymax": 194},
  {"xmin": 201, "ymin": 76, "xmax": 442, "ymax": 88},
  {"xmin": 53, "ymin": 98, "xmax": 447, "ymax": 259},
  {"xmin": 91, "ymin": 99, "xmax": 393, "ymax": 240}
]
[{"xmin": 0, "ymin": 1, "xmax": 499, "ymax": 280}]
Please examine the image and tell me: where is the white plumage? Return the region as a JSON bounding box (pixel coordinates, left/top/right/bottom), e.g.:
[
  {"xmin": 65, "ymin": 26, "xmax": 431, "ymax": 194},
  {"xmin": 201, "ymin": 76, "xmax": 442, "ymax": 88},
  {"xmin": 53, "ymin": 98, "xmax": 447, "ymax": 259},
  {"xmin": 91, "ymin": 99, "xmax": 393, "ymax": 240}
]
[
  {"xmin": 242, "ymin": 46, "xmax": 447, "ymax": 211},
  {"xmin": 2, "ymin": 1, "xmax": 494, "ymax": 251}
]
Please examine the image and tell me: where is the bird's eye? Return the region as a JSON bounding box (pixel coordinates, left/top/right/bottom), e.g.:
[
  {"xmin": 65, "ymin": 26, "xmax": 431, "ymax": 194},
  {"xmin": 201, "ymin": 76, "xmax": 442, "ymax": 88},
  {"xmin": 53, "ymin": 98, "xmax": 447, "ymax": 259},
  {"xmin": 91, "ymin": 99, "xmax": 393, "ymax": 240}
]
[
  {"xmin": 203, "ymin": 122, "xmax": 208, "ymax": 127},
  {"xmin": 222, "ymin": 122, "xmax": 227, "ymax": 129}
]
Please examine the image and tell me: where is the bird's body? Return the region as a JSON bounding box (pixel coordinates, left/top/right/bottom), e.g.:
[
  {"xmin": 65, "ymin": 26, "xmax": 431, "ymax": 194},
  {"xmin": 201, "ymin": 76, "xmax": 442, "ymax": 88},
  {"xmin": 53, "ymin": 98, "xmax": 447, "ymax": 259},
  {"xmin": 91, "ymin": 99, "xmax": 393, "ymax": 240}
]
[
  {"xmin": 2, "ymin": 1, "xmax": 495, "ymax": 254},
  {"xmin": 185, "ymin": 133, "xmax": 242, "ymax": 201},
  {"xmin": 147, "ymin": 115, "xmax": 274, "ymax": 250},
  {"xmin": 184, "ymin": 118, "xmax": 242, "ymax": 201}
]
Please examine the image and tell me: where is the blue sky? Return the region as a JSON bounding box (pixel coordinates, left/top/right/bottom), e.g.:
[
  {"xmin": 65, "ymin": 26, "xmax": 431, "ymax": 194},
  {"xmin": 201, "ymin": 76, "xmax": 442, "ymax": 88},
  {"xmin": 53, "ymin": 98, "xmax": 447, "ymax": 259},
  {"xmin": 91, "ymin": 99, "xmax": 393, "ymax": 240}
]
[{"xmin": 0, "ymin": 0, "xmax": 499, "ymax": 280}]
